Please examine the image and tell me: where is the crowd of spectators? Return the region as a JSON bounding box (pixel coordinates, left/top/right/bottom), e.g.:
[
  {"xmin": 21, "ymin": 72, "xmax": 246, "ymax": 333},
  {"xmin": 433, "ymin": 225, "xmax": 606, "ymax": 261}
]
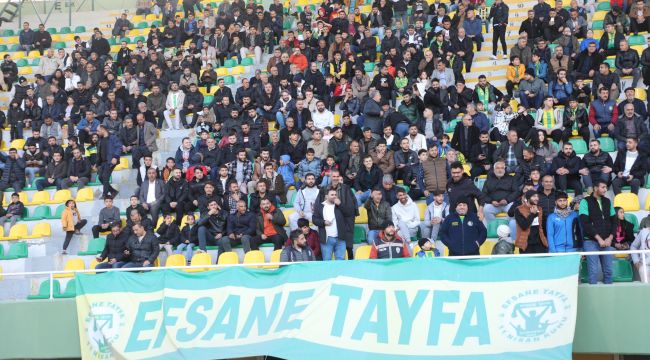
[{"xmin": 1, "ymin": 0, "xmax": 650, "ymax": 283}]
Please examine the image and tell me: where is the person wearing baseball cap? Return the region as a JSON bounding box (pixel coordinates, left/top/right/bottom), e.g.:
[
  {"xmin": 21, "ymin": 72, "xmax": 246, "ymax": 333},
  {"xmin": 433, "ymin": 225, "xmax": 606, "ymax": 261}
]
[
  {"xmin": 513, "ymin": 190, "xmax": 548, "ymax": 253},
  {"xmin": 369, "ymin": 220, "xmax": 411, "ymax": 259},
  {"xmin": 439, "ymin": 196, "xmax": 487, "ymax": 256}
]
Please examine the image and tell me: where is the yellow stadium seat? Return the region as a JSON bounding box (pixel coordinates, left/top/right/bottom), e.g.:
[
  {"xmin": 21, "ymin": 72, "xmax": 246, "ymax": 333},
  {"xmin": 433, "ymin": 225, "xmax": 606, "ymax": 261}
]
[
  {"xmin": 216, "ymin": 68, "xmax": 229, "ymax": 76},
  {"xmin": 334, "ymin": 114, "xmax": 341, "ymax": 126},
  {"xmin": 186, "ymin": 252, "xmax": 212, "ymax": 272},
  {"xmin": 75, "ymin": 187, "xmax": 94, "ymax": 202},
  {"xmin": 644, "ymin": 193, "xmax": 650, "ymax": 210},
  {"xmin": 0, "ymin": 223, "xmax": 28, "ymax": 240},
  {"xmin": 63, "ymin": 34, "xmax": 75, "ymax": 42},
  {"xmin": 632, "ymin": 45, "xmax": 645, "ymax": 55},
  {"xmin": 89, "ymin": 258, "xmax": 106, "ymax": 273},
  {"xmin": 417, "ymin": 202, "xmax": 427, "ymax": 221},
  {"xmin": 593, "ymin": 11, "xmax": 606, "ymax": 21},
  {"xmin": 243, "ymin": 250, "xmax": 265, "ymax": 268},
  {"xmin": 28, "ymin": 50, "xmax": 40, "ymax": 58},
  {"xmin": 231, "ymin": 66, "xmax": 245, "ymax": 75},
  {"xmin": 47, "ymin": 189, "xmax": 72, "ymax": 204},
  {"xmin": 25, "ymin": 223, "xmax": 51, "ymax": 239},
  {"xmin": 463, "ymin": 164, "xmax": 471, "ymax": 175},
  {"xmin": 217, "ymin": 252, "xmax": 239, "ymax": 266},
  {"xmin": 11, "ymin": 52, "xmax": 25, "ymax": 60},
  {"xmin": 51, "ymin": 34, "xmax": 62, "ymax": 41},
  {"xmin": 265, "ymin": 249, "xmax": 282, "ymax": 269},
  {"xmin": 54, "ymin": 258, "xmax": 86, "ymax": 278},
  {"xmin": 0, "ymin": 265, "xmax": 3, "ymax": 280},
  {"xmin": 355, "ymin": 245, "xmax": 372, "ymax": 259},
  {"xmin": 145, "ymin": 13, "xmax": 160, "ymax": 21},
  {"xmin": 18, "ymin": 67, "xmax": 32, "ymax": 75},
  {"xmin": 131, "ymin": 15, "xmax": 144, "ymax": 22},
  {"xmin": 10, "ymin": 138, "xmax": 25, "ymax": 150},
  {"xmin": 355, "ymin": 207, "xmax": 368, "ymax": 223},
  {"xmin": 28, "ymin": 191, "xmax": 50, "ymax": 206},
  {"xmin": 179, "ymin": 214, "xmax": 190, "ymax": 228},
  {"xmin": 615, "ymin": 193, "xmax": 640, "ymax": 211},
  {"xmin": 165, "ymin": 254, "xmax": 187, "ymax": 267},
  {"xmin": 114, "ymin": 157, "xmax": 129, "ymax": 170},
  {"xmin": 636, "ymin": 88, "xmax": 647, "ymax": 101},
  {"xmin": 480, "ymin": 241, "xmax": 496, "ymax": 255},
  {"xmin": 6, "ymin": 37, "xmax": 19, "ymax": 45},
  {"xmin": 593, "ymin": 30, "xmax": 604, "ymax": 39}
]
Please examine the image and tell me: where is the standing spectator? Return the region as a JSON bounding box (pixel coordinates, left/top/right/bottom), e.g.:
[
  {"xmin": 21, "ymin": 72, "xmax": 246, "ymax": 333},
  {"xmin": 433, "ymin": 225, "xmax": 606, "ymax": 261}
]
[
  {"xmin": 488, "ymin": 0, "xmax": 509, "ymax": 59},
  {"xmin": 450, "ymin": 114, "xmax": 480, "ymax": 158},
  {"xmin": 60, "ymin": 199, "xmax": 87, "ymax": 255},
  {"xmin": 91, "ymin": 196, "xmax": 121, "ymax": 239},
  {"xmin": 95, "ymin": 125, "xmax": 122, "ymax": 199},
  {"xmin": 546, "ymin": 191, "xmax": 581, "ymax": 252},
  {"xmin": 288, "ymin": 173, "xmax": 319, "ymax": 230},
  {"xmin": 122, "ymin": 223, "xmax": 160, "ymax": 269},
  {"xmin": 162, "ymin": 168, "xmax": 189, "ymax": 225},
  {"xmin": 138, "ymin": 168, "xmax": 165, "ymax": 225},
  {"xmin": 514, "ymin": 190, "xmax": 548, "ymax": 253},
  {"xmin": 95, "ymin": 224, "xmax": 129, "ymax": 269},
  {"xmin": 133, "ymin": 113, "xmax": 159, "ymax": 169},
  {"xmin": 447, "ymin": 161, "xmax": 485, "ymax": 216},
  {"xmin": 440, "ymin": 197, "xmax": 487, "ymax": 256},
  {"xmin": 313, "ymin": 188, "xmax": 353, "ymax": 261},
  {"xmin": 0, "ymin": 148, "xmax": 26, "ymax": 196},
  {"xmin": 369, "ymin": 221, "xmax": 411, "ymax": 259},
  {"xmin": 612, "ymin": 137, "xmax": 647, "ymax": 195},
  {"xmin": 631, "ymin": 227, "xmax": 650, "ymax": 282},
  {"xmin": 421, "ymin": 190, "xmax": 448, "ymax": 254},
  {"xmin": 579, "ymin": 180, "xmax": 616, "ymax": 284}
]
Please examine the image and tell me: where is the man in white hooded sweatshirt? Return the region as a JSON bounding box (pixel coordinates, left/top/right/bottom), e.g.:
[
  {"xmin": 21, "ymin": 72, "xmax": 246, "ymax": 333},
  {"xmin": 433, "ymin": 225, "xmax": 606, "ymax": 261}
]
[{"xmin": 391, "ymin": 188, "xmax": 421, "ymax": 243}]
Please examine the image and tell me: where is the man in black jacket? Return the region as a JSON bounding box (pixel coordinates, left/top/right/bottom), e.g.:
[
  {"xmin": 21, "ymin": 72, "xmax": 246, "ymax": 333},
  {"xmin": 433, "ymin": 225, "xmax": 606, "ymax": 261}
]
[
  {"xmin": 450, "ymin": 114, "xmax": 480, "ymax": 158},
  {"xmin": 122, "ymin": 223, "xmax": 160, "ymax": 269},
  {"xmin": 580, "ymin": 139, "xmax": 614, "ymax": 193},
  {"xmin": 469, "ymin": 131, "xmax": 497, "ymax": 179},
  {"xmin": 447, "ymin": 161, "xmax": 486, "ymax": 217},
  {"xmin": 579, "ymin": 179, "xmax": 616, "ymax": 284},
  {"xmin": 179, "ymin": 83, "xmax": 204, "ymax": 128},
  {"xmin": 62, "ymin": 147, "xmax": 91, "ymax": 189},
  {"xmin": 482, "ymin": 160, "xmax": 519, "ymax": 221},
  {"xmin": 225, "ymin": 200, "xmax": 258, "ymax": 253},
  {"xmin": 612, "ymin": 137, "xmax": 647, "ymax": 194},
  {"xmin": 162, "ymin": 168, "xmax": 189, "ymax": 225},
  {"xmin": 197, "ymin": 199, "xmax": 228, "ymax": 252},
  {"xmin": 551, "ymin": 143, "xmax": 583, "ymax": 194},
  {"xmin": 95, "ymin": 224, "xmax": 129, "ymax": 269}
]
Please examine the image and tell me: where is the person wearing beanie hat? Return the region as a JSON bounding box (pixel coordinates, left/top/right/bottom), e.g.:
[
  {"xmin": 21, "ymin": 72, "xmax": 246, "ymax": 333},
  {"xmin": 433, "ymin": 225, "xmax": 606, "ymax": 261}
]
[
  {"xmin": 546, "ymin": 191, "xmax": 581, "ymax": 253},
  {"xmin": 492, "ymin": 224, "xmax": 515, "ymax": 255},
  {"xmin": 518, "ymin": 66, "xmax": 545, "ymax": 109},
  {"xmin": 369, "ymin": 220, "xmax": 411, "ymax": 259},
  {"xmin": 439, "ymin": 197, "xmax": 487, "ymax": 256},
  {"xmin": 416, "ymin": 238, "xmax": 440, "ymax": 257},
  {"xmin": 514, "ymin": 189, "xmax": 548, "ymax": 253}
]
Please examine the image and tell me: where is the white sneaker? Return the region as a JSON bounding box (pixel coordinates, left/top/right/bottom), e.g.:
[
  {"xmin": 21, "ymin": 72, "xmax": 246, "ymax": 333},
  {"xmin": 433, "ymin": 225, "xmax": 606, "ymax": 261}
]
[
  {"xmin": 491, "ymin": 55, "xmax": 497, "ymax": 60},
  {"xmin": 502, "ymin": 54, "xmax": 509, "ymax": 59}
]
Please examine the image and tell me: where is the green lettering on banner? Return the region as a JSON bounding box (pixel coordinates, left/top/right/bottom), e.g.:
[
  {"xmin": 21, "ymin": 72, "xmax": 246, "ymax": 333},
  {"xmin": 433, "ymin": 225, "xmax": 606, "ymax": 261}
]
[
  {"xmin": 275, "ymin": 289, "xmax": 314, "ymax": 332},
  {"xmin": 239, "ymin": 293, "xmax": 282, "ymax": 338},
  {"xmin": 453, "ymin": 292, "xmax": 490, "ymax": 346},
  {"xmin": 351, "ymin": 290, "xmax": 388, "ymax": 343},
  {"xmin": 177, "ymin": 297, "xmax": 212, "ymax": 342},
  {"xmin": 395, "ymin": 290, "xmax": 428, "ymax": 345},
  {"xmin": 126, "ymin": 300, "xmax": 162, "ymax": 352},
  {"xmin": 202, "ymin": 295, "xmax": 240, "ymax": 341},
  {"xmin": 153, "ymin": 297, "xmax": 187, "ymax": 348},
  {"xmin": 428, "ymin": 290, "xmax": 460, "ymax": 346},
  {"xmin": 329, "ymin": 284, "xmax": 363, "ymax": 337}
]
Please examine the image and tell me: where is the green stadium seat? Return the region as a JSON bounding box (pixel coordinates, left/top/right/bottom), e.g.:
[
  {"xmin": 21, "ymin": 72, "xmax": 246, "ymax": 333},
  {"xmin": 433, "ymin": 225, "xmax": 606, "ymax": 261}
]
[
  {"xmin": 612, "ymin": 259, "xmax": 634, "ymax": 282},
  {"xmin": 599, "ymin": 136, "xmax": 616, "ymax": 152},
  {"xmin": 152, "ymin": 20, "xmax": 162, "ymax": 27},
  {"xmin": 279, "ymin": 192, "xmax": 295, "ymax": 208},
  {"xmin": 0, "ymin": 45, "xmax": 7, "ymax": 52},
  {"xmin": 445, "ymin": 118, "xmax": 460, "ymax": 133},
  {"xmin": 224, "ymin": 59, "xmax": 237, "ymax": 68},
  {"xmin": 592, "ymin": 20, "xmax": 604, "ymax": 30},
  {"xmin": 240, "ymin": 57, "xmax": 254, "ymax": 66},
  {"xmin": 54, "ymin": 280, "xmax": 77, "ymax": 298},
  {"xmin": 628, "ymin": 35, "xmax": 645, "ymax": 46},
  {"xmin": 15, "ymin": 58, "xmax": 27, "ymax": 67},
  {"xmin": 46, "ymin": 204, "xmax": 67, "ymax": 220},
  {"xmin": 364, "ymin": 62, "xmax": 375, "ymax": 73},
  {"xmin": 0, "ymin": 242, "xmax": 28, "ymax": 260},
  {"xmin": 31, "ymin": 58, "xmax": 40, "ymax": 66},
  {"xmin": 569, "ymin": 138, "xmax": 587, "ymax": 155},
  {"xmin": 353, "ymin": 225, "xmax": 367, "ymax": 244},
  {"xmin": 10, "ymin": 44, "xmax": 21, "ymax": 52},
  {"xmin": 596, "ymin": 2, "xmax": 611, "ymax": 11},
  {"xmin": 137, "ymin": 21, "xmax": 149, "ymax": 29},
  {"xmin": 134, "ymin": 36, "xmax": 146, "ymax": 43},
  {"xmin": 27, "ymin": 279, "xmax": 61, "ymax": 300},
  {"xmin": 74, "ymin": 25, "xmax": 86, "ymax": 33},
  {"xmin": 204, "ymin": 95, "xmax": 214, "ymax": 105},
  {"xmin": 625, "ymin": 213, "xmax": 639, "ymax": 233},
  {"xmin": 54, "ymin": 41, "xmax": 66, "ymax": 49},
  {"xmin": 2, "ymin": 29, "xmax": 15, "ymax": 36},
  {"xmin": 223, "ymin": 75, "xmax": 235, "ymax": 85},
  {"xmin": 59, "ymin": 27, "xmax": 71, "ymax": 34},
  {"xmin": 487, "ymin": 219, "xmax": 509, "ymax": 238},
  {"xmin": 46, "ymin": 27, "xmax": 57, "ymax": 34},
  {"xmin": 604, "ymin": 58, "xmax": 615, "ymax": 68},
  {"xmin": 78, "ymin": 237, "xmax": 106, "ymax": 256},
  {"xmin": 23, "ymin": 205, "xmax": 51, "ymax": 221}
]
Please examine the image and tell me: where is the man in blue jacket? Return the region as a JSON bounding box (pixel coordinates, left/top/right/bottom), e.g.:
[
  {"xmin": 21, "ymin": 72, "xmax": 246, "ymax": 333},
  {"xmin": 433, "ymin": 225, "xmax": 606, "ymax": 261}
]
[
  {"xmin": 546, "ymin": 191, "xmax": 581, "ymax": 252},
  {"xmin": 440, "ymin": 197, "xmax": 487, "ymax": 256},
  {"xmin": 95, "ymin": 125, "xmax": 122, "ymax": 199}
]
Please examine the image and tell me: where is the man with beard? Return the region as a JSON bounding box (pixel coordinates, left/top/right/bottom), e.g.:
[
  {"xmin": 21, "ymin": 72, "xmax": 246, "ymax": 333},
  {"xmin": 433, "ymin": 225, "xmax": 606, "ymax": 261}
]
[
  {"xmin": 580, "ymin": 139, "xmax": 614, "ymax": 194},
  {"xmin": 447, "ymin": 162, "xmax": 485, "ymax": 218},
  {"xmin": 482, "ymin": 160, "xmax": 519, "ymax": 221},
  {"xmin": 315, "ymin": 171, "xmax": 358, "ymax": 258},
  {"xmin": 514, "ymin": 190, "xmax": 548, "ymax": 254},
  {"xmin": 197, "ymin": 199, "xmax": 228, "ymax": 253},
  {"xmin": 289, "ymin": 173, "xmax": 319, "ymax": 230},
  {"xmin": 369, "ymin": 221, "xmax": 411, "ymax": 259},
  {"xmin": 280, "ymin": 229, "xmax": 316, "ymax": 262},
  {"xmin": 579, "ymin": 180, "xmax": 616, "ymax": 284},
  {"xmin": 440, "ymin": 197, "xmax": 487, "ymax": 256},
  {"xmin": 546, "ymin": 191, "xmax": 581, "ymax": 253}
]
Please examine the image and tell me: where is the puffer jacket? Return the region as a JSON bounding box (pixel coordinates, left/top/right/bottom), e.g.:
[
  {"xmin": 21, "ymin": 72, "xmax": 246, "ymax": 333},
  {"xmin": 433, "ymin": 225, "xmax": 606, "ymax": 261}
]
[
  {"xmin": 421, "ymin": 156, "xmax": 447, "ymax": 192},
  {"xmin": 364, "ymin": 199, "xmax": 392, "ymax": 231},
  {"xmin": 297, "ymin": 157, "xmax": 321, "ymax": 180},
  {"xmin": 582, "ymin": 150, "xmax": 613, "ymax": 174}
]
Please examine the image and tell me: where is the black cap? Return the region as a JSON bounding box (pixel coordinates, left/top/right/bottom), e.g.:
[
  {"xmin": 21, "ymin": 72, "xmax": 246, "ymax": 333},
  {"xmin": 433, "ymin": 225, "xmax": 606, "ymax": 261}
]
[
  {"xmin": 418, "ymin": 237, "xmax": 432, "ymax": 248},
  {"xmin": 383, "ymin": 220, "xmax": 395, "ymax": 229}
]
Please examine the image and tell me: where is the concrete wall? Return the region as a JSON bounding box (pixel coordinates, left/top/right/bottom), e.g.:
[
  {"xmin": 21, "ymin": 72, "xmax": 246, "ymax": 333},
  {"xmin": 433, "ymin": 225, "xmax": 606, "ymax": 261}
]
[{"xmin": 0, "ymin": 284, "xmax": 649, "ymax": 359}]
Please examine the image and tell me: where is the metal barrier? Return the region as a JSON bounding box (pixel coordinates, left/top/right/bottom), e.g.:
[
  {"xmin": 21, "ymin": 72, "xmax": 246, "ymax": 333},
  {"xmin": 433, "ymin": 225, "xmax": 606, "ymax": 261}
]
[{"xmin": 2, "ymin": 249, "xmax": 649, "ymax": 299}]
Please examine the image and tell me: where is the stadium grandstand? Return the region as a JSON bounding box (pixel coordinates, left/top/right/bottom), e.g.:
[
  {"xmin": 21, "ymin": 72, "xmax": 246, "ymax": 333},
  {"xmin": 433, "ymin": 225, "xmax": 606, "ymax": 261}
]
[{"xmin": 1, "ymin": 0, "xmax": 650, "ymax": 358}]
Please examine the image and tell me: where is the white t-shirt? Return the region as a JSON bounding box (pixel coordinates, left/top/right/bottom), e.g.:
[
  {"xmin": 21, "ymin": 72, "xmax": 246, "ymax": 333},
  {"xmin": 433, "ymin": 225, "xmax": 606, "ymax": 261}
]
[
  {"xmin": 323, "ymin": 201, "xmax": 338, "ymax": 238},
  {"xmin": 623, "ymin": 151, "xmax": 639, "ymax": 177},
  {"xmin": 146, "ymin": 180, "xmax": 157, "ymax": 203}
]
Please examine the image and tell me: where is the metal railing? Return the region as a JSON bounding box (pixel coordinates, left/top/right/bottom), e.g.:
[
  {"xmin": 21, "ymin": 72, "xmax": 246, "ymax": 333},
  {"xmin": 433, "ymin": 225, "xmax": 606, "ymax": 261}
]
[{"xmin": 2, "ymin": 249, "xmax": 649, "ymax": 300}]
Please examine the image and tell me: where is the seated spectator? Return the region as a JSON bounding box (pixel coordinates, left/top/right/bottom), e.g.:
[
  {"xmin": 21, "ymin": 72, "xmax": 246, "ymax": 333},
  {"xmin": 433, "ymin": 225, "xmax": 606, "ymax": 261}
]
[
  {"xmin": 156, "ymin": 213, "xmax": 181, "ymax": 256},
  {"xmin": 255, "ymin": 198, "xmax": 287, "ymax": 250},
  {"xmin": 612, "ymin": 137, "xmax": 646, "ymax": 195},
  {"xmin": 61, "ymin": 147, "xmax": 91, "ymax": 190},
  {"xmin": 0, "ymin": 193, "xmax": 24, "ymax": 231},
  {"xmin": 95, "ymin": 223, "xmax": 129, "ymax": 269},
  {"xmin": 177, "ymin": 214, "xmax": 198, "ymax": 263},
  {"xmin": 483, "ymin": 160, "xmax": 519, "ymax": 221},
  {"xmin": 0, "ymin": 148, "xmax": 26, "ymax": 194},
  {"xmin": 440, "ymin": 197, "xmax": 487, "ymax": 256},
  {"xmin": 354, "ymin": 155, "xmax": 383, "ymax": 206},
  {"xmin": 631, "ymin": 227, "xmax": 650, "ymax": 282},
  {"xmin": 122, "ymin": 223, "xmax": 160, "ymax": 269},
  {"xmin": 92, "ymin": 196, "xmax": 121, "ymax": 239},
  {"xmin": 580, "ymin": 139, "xmax": 614, "ymax": 194},
  {"xmin": 23, "ymin": 144, "xmax": 45, "ymax": 186},
  {"xmin": 124, "ymin": 205, "xmax": 154, "ymax": 239},
  {"xmin": 612, "ymin": 207, "xmax": 634, "ymax": 251},
  {"xmin": 470, "ymin": 131, "xmax": 497, "ymax": 178},
  {"xmin": 364, "ymin": 188, "xmax": 393, "ymax": 245},
  {"xmin": 280, "ymin": 229, "xmax": 317, "ymax": 262},
  {"xmin": 297, "ymin": 149, "xmax": 321, "ymax": 187},
  {"xmin": 551, "ymin": 142, "xmax": 583, "ymax": 194},
  {"xmin": 261, "ymin": 162, "xmax": 287, "ymax": 204},
  {"xmin": 518, "ymin": 69, "xmax": 545, "ymax": 109},
  {"xmin": 369, "ymin": 140, "xmax": 395, "ymax": 175},
  {"xmin": 224, "ymin": 199, "xmax": 257, "ymax": 253},
  {"xmin": 369, "ymin": 221, "xmax": 411, "ymax": 259},
  {"xmin": 614, "ymin": 103, "xmax": 646, "ymax": 151},
  {"xmin": 380, "ymin": 175, "xmax": 399, "ymax": 206},
  {"xmin": 249, "ymin": 180, "xmax": 277, "ymax": 214},
  {"xmin": 534, "ymin": 96, "xmax": 565, "ymax": 144},
  {"xmin": 227, "ymin": 149, "xmax": 253, "ymax": 195},
  {"xmin": 289, "ymin": 173, "xmax": 319, "ymax": 230},
  {"xmin": 60, "ymin": 199, "xmax": 87, "ymax": 255},
  {"xmin": 615, "ymin": 40, "xmax": 640, "ymax": 87},
  {"xmin": 391, "ymin": 188, "xmax": 421, "ymax": 242}
]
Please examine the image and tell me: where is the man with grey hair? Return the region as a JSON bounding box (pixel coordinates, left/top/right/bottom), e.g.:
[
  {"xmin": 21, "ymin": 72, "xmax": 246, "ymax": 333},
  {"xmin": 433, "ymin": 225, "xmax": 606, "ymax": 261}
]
[
  {"xmin": 482, "ymin": 160, "xmax": 519, "ymax": 221},
  {"xmin": 380, "ymin": 174, "xmax": 399, "ymax": 206}
]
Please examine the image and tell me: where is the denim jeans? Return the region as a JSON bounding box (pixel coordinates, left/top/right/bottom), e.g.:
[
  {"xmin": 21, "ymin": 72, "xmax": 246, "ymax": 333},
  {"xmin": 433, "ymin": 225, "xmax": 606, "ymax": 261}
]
[
  {"xmin": 355, "ymin": 189, "xmax": 371, "ymax": 207},
  {"xmin": 367, "ymin": 230, "xmax": 380, "ymax": 245},
  {"xmin": 583, "ymin": 240, "xmax": 614, "ymax": 284},
  {"xmin": 96, "ymin": 261, "xmax": 125, "ymax": 269},
  {"xmin": 321, "ymin": 236, "xmax": 346, "ymax": 260},
  {"xmin": 175, "ymin": 243, "xmax": 194, "ymax": 261}
]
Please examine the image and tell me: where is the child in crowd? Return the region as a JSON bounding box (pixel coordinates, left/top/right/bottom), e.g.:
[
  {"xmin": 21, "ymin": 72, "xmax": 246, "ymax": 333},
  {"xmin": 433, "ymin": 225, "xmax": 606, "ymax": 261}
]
[
  {"xmin": 320, "ymin": 155, "xmax": 338, "ymax": 187},
  {"xmin": 177, "ymin": 214, "xmax": 198, "ymax": 263},
  {"xmin": 156, "ymin": 213, "xmax": 181, "ymax": 256},
  {"xmin": 492, "ymin": 225, "xmax": 514, "ymax": 255},
  {"xmin": 416, "ymin": 238, "xmax": 440, "ymax": 257},
  {"xmin": 277, "ymin": 154, "xmax": 296, "ymax": 190}
]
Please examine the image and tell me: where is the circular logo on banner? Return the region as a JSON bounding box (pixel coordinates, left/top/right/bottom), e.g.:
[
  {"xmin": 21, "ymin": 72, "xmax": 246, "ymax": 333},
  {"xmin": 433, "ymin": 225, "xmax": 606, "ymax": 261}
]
[
  {"xmin": 84, "ymin": 301, "xmax": 126, "ymax": 359},
  {"xmin": 498, "ymin": 289, "xmax": 571, "ymax": 343}
]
